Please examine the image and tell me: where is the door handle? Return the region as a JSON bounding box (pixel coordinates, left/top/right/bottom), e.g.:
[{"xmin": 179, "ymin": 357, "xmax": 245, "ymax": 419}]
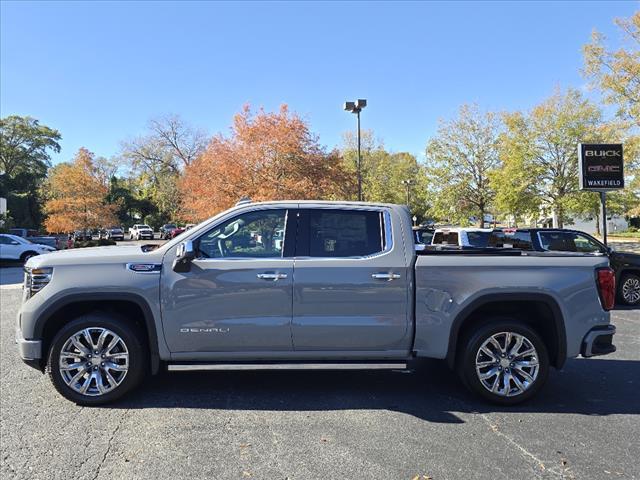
[
  {"xmin": 257, "ymin": 273, "xmax": 288, "ymax": 281},
  {"xmin": 371, "ymin": 272, "xmax": 401, "ymax": 281}
]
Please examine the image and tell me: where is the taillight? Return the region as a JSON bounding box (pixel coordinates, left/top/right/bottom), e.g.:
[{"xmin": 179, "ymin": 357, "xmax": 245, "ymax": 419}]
[{"xmin": 596, "ymin": 268, "xmax": 616, "ymax": 311}]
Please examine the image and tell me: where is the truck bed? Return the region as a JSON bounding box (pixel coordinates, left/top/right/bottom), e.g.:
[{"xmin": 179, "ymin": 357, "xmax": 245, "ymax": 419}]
[{"xmin": 412, "ymin": 252, "xmax": 611, "ymax": 361}]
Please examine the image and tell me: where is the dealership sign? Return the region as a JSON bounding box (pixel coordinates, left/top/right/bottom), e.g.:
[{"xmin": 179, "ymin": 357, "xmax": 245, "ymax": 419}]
[{"xmin": 578, "ymin": 143, "xmax": 624, "ymax": 191}]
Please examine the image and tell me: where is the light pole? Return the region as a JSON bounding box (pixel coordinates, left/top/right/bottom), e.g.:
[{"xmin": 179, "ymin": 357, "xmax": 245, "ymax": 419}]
[
  {"xmin": 401, "ymin": 178, "xmax": 414, "ymax": 206},
  {"xmin": 344, "ymin": 99, "xmax": 367, "ymax": 201}
]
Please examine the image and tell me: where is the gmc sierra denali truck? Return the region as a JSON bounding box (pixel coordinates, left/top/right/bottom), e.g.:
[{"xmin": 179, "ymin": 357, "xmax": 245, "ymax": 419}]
[{"xmin": 16, "ymin": 201, "xmax": 617, "ymax": 406}]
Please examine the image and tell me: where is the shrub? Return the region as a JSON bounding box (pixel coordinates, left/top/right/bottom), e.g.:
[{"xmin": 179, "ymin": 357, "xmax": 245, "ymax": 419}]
[{"xmin": 73, "ymin": 239, "xmax": 116, "ymax": 248}]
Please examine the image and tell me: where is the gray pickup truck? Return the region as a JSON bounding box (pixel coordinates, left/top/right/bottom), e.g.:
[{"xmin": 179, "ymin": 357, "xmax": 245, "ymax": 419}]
[{"xmin": 16, "ymin": 201, "xmax": 617, "ymax": 406}]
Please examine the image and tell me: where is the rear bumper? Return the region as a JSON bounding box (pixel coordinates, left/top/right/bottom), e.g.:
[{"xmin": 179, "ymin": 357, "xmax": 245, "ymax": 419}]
[{"xmin": 581, "ymin": 324, "xmax": 616, "ymax": 357}]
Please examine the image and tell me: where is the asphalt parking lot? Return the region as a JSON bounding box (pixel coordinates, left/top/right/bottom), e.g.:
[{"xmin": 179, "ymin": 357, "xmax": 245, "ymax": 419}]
[{"xmin": 0, "ymin": 263, "xmax": 638, "ymax": 480}]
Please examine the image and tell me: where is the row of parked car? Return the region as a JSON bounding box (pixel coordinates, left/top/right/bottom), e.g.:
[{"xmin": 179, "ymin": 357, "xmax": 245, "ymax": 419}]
[{"xmin": 413, "ymin": 226, "xmax": 640, "ymax": 306}]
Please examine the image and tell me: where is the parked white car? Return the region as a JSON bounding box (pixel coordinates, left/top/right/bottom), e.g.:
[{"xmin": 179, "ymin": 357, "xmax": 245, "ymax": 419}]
[
  {"xmin": 128, "ymin": 224, "xmax": 154, "ymax": 240},
  {"xmin": 431, "ymin": 228, "xmax": 493, "ymax": 248},
  {"xmin": 0, "ymin": 234, "xmax": 56, "ymax": 263}
]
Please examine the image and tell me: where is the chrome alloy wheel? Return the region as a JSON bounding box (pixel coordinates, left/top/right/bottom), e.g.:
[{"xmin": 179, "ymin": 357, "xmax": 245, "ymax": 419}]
[
  {"xmin": 59, "ymin": 328, "xmax": 129, "ymax": 396},
  {"xmin": 475, "ymin": 331, "xmax": 539, "ymax": 397},
  {"xmin": 622, "ymin": 276, "xmax": 640, "ymax": 305}
]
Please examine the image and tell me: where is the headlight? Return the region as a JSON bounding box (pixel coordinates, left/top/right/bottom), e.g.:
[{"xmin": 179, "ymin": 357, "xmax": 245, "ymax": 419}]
[{"xmin": 24, "ymin": 267, "xmax": 53, "ymax": 298}]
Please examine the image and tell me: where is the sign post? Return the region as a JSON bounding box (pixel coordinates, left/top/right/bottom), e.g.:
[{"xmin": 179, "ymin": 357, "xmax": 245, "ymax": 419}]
[{"xmin": 578, "ymin": 143, "xmax": 624, "ymax": 247}]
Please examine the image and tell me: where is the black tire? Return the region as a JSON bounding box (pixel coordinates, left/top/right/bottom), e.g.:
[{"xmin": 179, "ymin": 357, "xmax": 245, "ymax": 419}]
[
  {"xmin": 46, "ymin": 313, "xmax": 148, "ymax": 406},
  {"xmin": 457, "ymin": 320, "xmax": 549, "ymax": 405},
  {"xmin": 20, "ymin": 251, "xmax": 38, "ymax": 263},
  {"xmin": 619, "ymin": 273, "xmax": 640, "ymax": 306}
]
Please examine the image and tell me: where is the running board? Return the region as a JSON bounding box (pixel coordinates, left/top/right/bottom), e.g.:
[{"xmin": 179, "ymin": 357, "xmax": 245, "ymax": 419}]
[{"xmin": 167, "ymin": 362, "xmax": 407, "ymax": 372}]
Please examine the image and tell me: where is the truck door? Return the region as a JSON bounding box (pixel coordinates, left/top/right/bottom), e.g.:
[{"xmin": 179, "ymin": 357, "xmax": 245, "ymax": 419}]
[
  {"xmin": 291, "ymin": 207, "xmax": 412, "ymax": 354},
  {"xmin": 160, "ymin": 207, "xmax": 295, "ymax": 353}
]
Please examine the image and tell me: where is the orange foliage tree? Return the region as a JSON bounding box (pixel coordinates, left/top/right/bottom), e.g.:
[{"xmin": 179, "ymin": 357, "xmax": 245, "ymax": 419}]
[
  {"xmin": 180, "ymin": 105, "xmax": 354, "ymax": 221},
  {"xmin": 43, "ymin": 148, "xmax": 118, "ymax": 232}
]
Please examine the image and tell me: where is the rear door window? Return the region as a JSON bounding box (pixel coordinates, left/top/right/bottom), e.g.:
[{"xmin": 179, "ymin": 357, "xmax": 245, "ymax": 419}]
[{"xmin": 299, "ymin": 209, "xmax": 384, "ymax": 258}]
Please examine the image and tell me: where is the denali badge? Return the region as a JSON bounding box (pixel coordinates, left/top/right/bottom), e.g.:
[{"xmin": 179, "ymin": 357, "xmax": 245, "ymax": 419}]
[{"xmin": 180, "ymin": 328, "xmax": 230, "ymax": 333}]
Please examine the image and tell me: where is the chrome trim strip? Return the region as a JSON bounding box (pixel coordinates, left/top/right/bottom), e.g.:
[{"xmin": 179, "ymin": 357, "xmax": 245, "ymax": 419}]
[
  {"xmin": 126, "ymin": 263, "xmax": 162, "ymax": 274},
  {"xmin": 167, "ymin": 362, "xmax": 407, "ymax": 371}
]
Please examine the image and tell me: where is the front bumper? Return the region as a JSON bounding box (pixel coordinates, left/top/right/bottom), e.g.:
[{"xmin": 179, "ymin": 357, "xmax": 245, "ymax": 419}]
[
  {"xmin": 581, "ymin": 324, "xmax": 616, "ymax": 357},
  {"xmin": 15, "ymin": 326, "xmax": 43, "ymax": 370}
]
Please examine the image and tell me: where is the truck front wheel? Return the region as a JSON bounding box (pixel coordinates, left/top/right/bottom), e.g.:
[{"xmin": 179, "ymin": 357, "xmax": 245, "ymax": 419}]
[
  {"xmin": 46, "ymin": 314, "xmax": 148, "ymax": 406},
  {"xmin": 458, "ymin": 321, "xmax": 549, "ymax": 405}
]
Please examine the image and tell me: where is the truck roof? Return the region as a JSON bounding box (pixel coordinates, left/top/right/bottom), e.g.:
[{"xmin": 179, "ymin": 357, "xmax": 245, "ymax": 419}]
[{"xmin": 242, "ymin": 200, "xmax": 408, "ymax": 210}]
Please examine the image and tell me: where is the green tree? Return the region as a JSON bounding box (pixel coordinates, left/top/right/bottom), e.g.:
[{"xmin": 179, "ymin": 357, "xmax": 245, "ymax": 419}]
[
  {"xmin": 583, "ymin": 12, "xmax": 640, "ymax": 126},
  {"xmin": 490, "ymin": 114, "xmax": 541, "ymax": 225},
  {"xmin": 341, "ymin": 129, "xmax": 387, "ymax": 201},
  {"xmin": 367, "ymin": 152, "xmax": 430, "ymax": 217},
  {"xmin": 425, "ymin": 104, "xmax": 501, "ymax": 227},
  {"xmin": 0, "ymin": 115, "xmax": 61, "ymax": 227},
  {"xmin": 500, "ymin": 89, "xmax": 602, "ymax": 228}
]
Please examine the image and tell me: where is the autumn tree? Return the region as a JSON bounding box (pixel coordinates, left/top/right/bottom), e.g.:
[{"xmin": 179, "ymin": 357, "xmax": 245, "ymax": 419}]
[
  {"xmin": 180, "ymin": 105, "xmax": 353, "ymax": 221},
  {"xmin": 425, "ymin": 104, "xmax": 501, "ymax": 227},
  {"xmin": 43, "ymin": 148, "xmax": 117, "ymax": 232},
  {"xmin": 0, "ymin": 115, "xmax": 61, "ymax": 227},
  {"xmin": 583, "ymin": 12, "xmax": 640, "ymax": 126},
  {"xmin": 500, "ymin": 89, "xmax": 602, "ymax": 228}
]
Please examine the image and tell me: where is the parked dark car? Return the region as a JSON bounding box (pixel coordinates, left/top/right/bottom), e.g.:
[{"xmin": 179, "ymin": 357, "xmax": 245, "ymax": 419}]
[
  {"xmin": 72, "ymin": 230, "xmax": 93, "ymax": 242},
  {"xmin": 488, "ymin": 228, "xmax": 640, "ymax": 306},
  {"xmin": 160, "ymin": 224, "xmax": 178, "ymax": 240},
  {"xmin": 99, "ymin": 227, "xmax": 124, "ymax": 241}
]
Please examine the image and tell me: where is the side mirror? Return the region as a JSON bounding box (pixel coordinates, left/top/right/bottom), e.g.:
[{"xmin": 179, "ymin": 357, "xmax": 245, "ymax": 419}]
[
  {"xmin": 11, "ymin": 241, "xmax": 20, "ymax": 245},
  {"xmin": 173, "ymin": 240, "xmax": 195, "ymax": 272}
]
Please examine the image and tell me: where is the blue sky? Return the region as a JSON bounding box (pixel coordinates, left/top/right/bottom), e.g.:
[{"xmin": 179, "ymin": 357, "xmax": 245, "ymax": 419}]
[{"xmin": 1, "ymin": 1, "xmax": 636, "ymax": 165}]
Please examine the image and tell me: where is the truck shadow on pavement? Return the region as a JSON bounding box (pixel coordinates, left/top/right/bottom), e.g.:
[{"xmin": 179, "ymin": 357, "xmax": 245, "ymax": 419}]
[{"xmin": 113, "ymin": 358, "xmax": 640, "ymax": 423}]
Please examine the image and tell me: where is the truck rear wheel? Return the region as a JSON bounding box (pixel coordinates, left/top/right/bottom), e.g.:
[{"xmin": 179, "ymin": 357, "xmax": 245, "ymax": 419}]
[
  {"xmin": 457, "ymin": 321, "xmax": 549, "ymax": 405},
  {"xmin": 46, "ymin": 314, "xmax": 147, "ymax": 406}
]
